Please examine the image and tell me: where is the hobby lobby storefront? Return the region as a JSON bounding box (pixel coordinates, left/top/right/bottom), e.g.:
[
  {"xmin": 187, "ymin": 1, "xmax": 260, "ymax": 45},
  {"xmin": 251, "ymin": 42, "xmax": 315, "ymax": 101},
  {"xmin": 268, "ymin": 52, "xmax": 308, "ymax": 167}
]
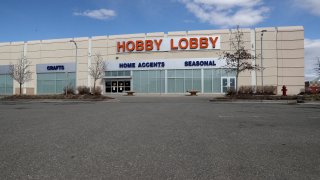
[{"xmin": 0, "ymin": 26, "xmax": 304, "ymax": 95}]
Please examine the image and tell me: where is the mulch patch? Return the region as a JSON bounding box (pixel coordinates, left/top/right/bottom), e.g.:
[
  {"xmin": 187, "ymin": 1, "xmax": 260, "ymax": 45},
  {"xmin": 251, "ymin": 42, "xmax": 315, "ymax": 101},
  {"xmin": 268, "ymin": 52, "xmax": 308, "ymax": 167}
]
[{"xmin": 1, "ymin": 94, "xmax": 113, "ymax": 101}]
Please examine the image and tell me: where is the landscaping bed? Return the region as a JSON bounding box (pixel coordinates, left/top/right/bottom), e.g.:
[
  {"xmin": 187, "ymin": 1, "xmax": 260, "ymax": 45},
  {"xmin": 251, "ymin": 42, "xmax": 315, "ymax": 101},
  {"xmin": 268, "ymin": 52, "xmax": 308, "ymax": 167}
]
[
  {"xmin": 212, "ymin": 94, "xmax": 320, "ymax": 102},
  {"xmin": 215, "ymin": 95, "xmax": 299, "ymax": 100},
  {"xmin": 1, "ymin": 94, "xmax": 113, "ymax": 101}
]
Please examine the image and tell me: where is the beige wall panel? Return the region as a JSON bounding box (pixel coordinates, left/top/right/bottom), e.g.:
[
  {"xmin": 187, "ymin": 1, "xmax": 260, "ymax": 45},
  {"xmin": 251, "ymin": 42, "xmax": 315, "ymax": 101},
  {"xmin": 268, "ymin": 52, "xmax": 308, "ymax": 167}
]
[
  {"xmin": 92, "ymin": 48, "xmax": 108, "ymax": 56},
  {"xmin": 0, "ymin": 45, "xmax": 24, "ymax": 53},
  {"xmin": 276, "ymin": 40, "xmax": 304, "ymax": 50},
  {"xmin": 277, "ymin": 31, "xmax": 304, "ymax": 41},
  {"xmin": 106, "ymin": 39, "xmax": 117, "ymax": 47},
  {"xmin": 255, "ymin": 33, "xmax": 276, "ymax": 41},
  {"xmin": 109, "ymin": 33, "xmax": 146, "ymax": 39},
  {"xmin": 279, "ymin": 77, "xmax": 304, "ymax": 86},
  {"xmin": 255, "ymin": 58, "xmax": 278, "ymax": 68},
  {"xmin": 0, "ymin": 53, "xmax": 14, "ymax": 60},
  {"xmin": 38, "ymin": 58, "xmax": 74, "ymax": 64},
  {"xmin": 226, "ymin": 42, "xmax": 251, "ymax": 50},
  {"xmin": 259, "ymin": 68, "xmax": 278, "ymax": 76},
  {"xmin": 146, "ymin": 32, "xmax": 165, "ymax": 37},
  {"xmin": 277, "ymin": 49, "xmax": 304, "ymax": 59},
  {"xmin": 221, "ymin": 42, "xmax": 232, "ymax": 51},
  {"xmin": 278, "ymin": 68, "xmax": 304, "ymax": 76},
  {"xmin": 168, "ymin": 31, "xmax": 187, "ymax": 37},
  {"xmin": 92, "ymin": 40, "xmax": 109, "ymax": 48},
  {"xmin": 27, "ymin": 51, "xmax": 41, "ymax": 58},
  {"xmin": 5, "ymin": 53, "xmax": 24, "ymax": 61},
  {"xmin": 188, "ymin": 29, "xmax": 230, "ymax": 35},
  {"xmin": 238, "ymin": 76, "xmax": 253, "ymax": 86},
  {"xmin": 0, "ymin": 46, "xmax": 12, "ymax": 53},
  {"xmin": 255, "ymin": 76, "xmax": 278, "ymax": 86},
  {"xmin": 107, "ymin": 46, "xmax": 118, "ymax": 55},
  {"xmin": 256, "ymin": 49, "xmax": 277, "ymax": 59},
  {"xmin": 255, "ymin": 40, "xmax": 277, "ymax": 50},
  {"xmin": 278, "ymin": 58, "xmax": 304, "ymax": 67},
  {"xmin": 217, "ymin": 34, "xmax": 231, "ymax": 43},
  {"xmin": 10, "ymin": 45, "xmax": 25, "ymax": 53},
  {"xmin": 27, "ymin": 44, "xmax": 42, "ymax": 51},
  {"xmin": 239, "ymin": 70, "xmax": 256, "ymax": 77},
  {"xmin": 41, "ymin": 43, "xmax": 74, "ymax": 51},
  {"xmin": 39, "ymin": 51, "xmax": 72, "ymax": 59}
]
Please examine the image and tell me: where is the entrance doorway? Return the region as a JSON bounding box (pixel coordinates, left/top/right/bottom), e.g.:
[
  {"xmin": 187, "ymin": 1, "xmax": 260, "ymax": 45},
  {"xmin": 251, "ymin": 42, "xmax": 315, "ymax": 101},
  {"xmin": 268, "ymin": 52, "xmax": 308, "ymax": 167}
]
[
  {"xmin": 105, "ymin": 80, "xmax": 131, "ymax": 93},
  {"xmin": 221, "ymin": 77, "xmax": 236, "ymax": 93}
]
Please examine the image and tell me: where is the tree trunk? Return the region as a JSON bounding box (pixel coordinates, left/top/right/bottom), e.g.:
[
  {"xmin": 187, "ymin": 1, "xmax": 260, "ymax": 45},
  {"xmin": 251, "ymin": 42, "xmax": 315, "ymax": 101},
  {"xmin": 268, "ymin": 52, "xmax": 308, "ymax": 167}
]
[
  {"xmin": 19, "ymin": 83, "xmax": 22, "ymax": 95},
  {"xmin": 235, "ymin": 72, "xmax": 239, "ymax": 95},
  {"xmin": 93, "ymin": 80, "xmax": 96, "ymax": 94}
]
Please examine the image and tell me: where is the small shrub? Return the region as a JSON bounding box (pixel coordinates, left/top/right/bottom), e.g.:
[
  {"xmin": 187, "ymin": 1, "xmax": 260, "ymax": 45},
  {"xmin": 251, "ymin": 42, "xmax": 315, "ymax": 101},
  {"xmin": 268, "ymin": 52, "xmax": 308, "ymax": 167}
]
[
  {"xmin": 63, "ymin": 86, "xmax": 75, "ymax": 95},
  {"xmin": 77, "ymin": 86, "xmax": 90, "ymax": 95},
  {"xmin": 92, "ymin": 86, "xmax": 102, "ymax": 96},
  {"xmin": 298, "ymin": 88, "xmax": 306, "ymax": 95},
  {"xmin": 256, "ymin": 86, "xmax": 276, "ymax": 95},
  {"xmin": 264, "ymin": 86, "xmax": 277, "ymax": 95},
  {"xmin": 226, "ymin": 88, "xmax": 236, "ymax": 96},
  {"xmin": 238, "ymin": 86, "xmax": 254, "ymax": 95}
]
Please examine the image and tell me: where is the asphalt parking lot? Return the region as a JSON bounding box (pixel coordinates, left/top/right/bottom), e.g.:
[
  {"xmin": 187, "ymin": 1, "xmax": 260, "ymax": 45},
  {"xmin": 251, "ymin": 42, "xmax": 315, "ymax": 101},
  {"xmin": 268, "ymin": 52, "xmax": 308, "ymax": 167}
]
[{"xmin": 0, "ymin": 96, "xmax": 320, "ymax": 179}]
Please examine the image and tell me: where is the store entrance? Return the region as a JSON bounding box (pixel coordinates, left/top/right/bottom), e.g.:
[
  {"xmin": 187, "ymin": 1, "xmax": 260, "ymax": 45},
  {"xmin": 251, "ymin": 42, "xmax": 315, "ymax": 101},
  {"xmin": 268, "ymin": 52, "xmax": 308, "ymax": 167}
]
[
  {"xmin": 221, "ymin": 77, "xmax": 236, "ymax": 93},
  {"xmin": 105, "ymin": 80, "xmax": 131, "ymax": 93}
]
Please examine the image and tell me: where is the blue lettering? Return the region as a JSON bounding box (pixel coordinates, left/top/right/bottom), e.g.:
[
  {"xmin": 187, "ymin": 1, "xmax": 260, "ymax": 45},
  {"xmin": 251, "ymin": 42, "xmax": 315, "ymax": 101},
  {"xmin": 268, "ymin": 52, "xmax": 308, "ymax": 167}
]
[
  {"xmin": 47, "ymin": 65, "xmax": 65, "ymax": 71},
  {"xmin": 185, "ymin": 61, "xmax": 216, "ymax": 67},
  {"xmin": 119, "ymin": 63, "xmax": 135, "ymax": 68}
]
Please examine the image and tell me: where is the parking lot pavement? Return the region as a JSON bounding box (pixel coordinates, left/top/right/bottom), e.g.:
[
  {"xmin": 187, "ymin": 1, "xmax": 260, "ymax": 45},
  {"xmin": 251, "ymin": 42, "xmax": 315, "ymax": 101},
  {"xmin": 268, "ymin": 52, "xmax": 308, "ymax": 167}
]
[{"xmin": 0, "ymin": 98, "xmax": 320, "ymax": 179}]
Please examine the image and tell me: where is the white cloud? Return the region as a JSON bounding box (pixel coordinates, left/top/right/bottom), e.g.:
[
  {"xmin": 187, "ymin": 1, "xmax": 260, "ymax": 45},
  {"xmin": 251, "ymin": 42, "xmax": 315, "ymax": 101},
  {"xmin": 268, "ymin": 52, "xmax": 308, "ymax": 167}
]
[
  {"xmin": 179, "ymin": 0, "xmax": 269, "ymax": 27},
  {"xmin": 73, "ymin": 9, "xmax": 116, "ymax": 20},
  {"xmin": 305, "ymin": 39, "xmax": 320, "ymax": 80},
  {"xmin": 294, "ymin": 0, "xmax": 320, "ymax": 16}
]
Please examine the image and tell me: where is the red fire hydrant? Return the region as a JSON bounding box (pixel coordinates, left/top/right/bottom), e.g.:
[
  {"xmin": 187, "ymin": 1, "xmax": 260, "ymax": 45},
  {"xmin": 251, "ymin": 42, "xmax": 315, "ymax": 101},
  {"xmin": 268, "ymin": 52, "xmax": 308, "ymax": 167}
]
[{"xmin": 281, "ymin": 85, "xmax": 287, "ymax": 96}]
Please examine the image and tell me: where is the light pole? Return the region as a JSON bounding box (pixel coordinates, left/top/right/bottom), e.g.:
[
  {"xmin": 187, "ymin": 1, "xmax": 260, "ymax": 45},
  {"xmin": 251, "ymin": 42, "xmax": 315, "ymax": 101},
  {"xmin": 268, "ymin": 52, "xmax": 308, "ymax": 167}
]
[
  {"xmin": 70, "ymin": 40, "xmax": 78, "ymax": 92},
  {"xmin": 261, "ymin": 30, "xmax": 267, "ymax": 94}
]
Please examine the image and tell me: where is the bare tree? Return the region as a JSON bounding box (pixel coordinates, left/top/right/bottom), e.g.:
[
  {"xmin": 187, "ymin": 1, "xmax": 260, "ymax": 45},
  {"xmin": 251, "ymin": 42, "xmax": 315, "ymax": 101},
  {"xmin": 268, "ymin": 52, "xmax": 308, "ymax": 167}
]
[
  {"xmin": 89, "ymin": 53, "xmax": 106, "ymax": 93},
  {"xmin": 221, "ymin": 26, "xmax": 260, "ymax": 94},
  {"xmin": 314, "ymin": 57, "xmax": 320, "ymax": 78},
  {"xmin": 9, "ymin": 55, "xmax": 33, "ymax": 95}
]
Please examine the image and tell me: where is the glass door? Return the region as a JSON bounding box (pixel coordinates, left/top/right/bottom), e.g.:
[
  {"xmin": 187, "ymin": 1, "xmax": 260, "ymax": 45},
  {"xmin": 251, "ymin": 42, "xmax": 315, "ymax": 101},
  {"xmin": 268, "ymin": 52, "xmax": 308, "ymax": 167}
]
[
  {"xmin": 222, "ymin": 78, "xmax": 228, "ymax": 93},
  {"xmin": 105, "ymin": 80, "xmax": 131, "ymax": 93},
  {"xmin": 221, "ymin": 77, "xmax": 236, "ymax": 93},
  {"xmin": 105, "ymin": 81, "xmax": 112, "ymax": 93},
  {"xmin": 118, "ymin": 81, "xmax": 124, "ymax": 93},
  {"xmin": 111, "ymin": 81, "xmax": 118, "ymax": 93}
]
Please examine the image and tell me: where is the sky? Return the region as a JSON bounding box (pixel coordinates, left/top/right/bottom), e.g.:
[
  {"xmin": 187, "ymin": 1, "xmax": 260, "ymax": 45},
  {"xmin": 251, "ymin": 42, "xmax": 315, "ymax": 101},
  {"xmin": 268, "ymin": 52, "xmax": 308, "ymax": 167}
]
[{"xmin": 0, "ymin": 0, "xmax": 319, "ymax": 80}]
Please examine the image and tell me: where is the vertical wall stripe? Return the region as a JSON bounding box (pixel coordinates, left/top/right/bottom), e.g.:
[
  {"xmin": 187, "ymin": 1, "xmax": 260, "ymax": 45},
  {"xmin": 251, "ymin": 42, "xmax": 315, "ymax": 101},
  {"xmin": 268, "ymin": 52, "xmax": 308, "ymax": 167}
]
[
  {"xmin": 88, "ymin": 38, "xmax": 92, "ymax": 88},
  {"xmin": 23, "ymin": 42, "xmax": 28, "ymax": 94},
  {"xmin": 250, "ymin": 29, "xmax": 256, "ymax": 89}
]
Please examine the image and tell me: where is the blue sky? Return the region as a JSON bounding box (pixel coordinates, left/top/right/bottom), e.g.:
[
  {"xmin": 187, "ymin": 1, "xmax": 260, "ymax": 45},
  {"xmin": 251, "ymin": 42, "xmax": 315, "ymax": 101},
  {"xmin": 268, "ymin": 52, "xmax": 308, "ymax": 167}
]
[{"xmin": 0, "ymin": 0, "xmax": 320, "ymax": 79}]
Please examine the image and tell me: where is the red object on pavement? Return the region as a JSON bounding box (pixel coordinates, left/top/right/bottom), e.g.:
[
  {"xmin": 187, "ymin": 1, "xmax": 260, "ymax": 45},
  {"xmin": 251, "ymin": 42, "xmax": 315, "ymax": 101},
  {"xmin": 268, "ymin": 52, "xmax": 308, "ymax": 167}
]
[{"xmin": 281, "ymin": 85, "xmax": 287, "ymax": 96}]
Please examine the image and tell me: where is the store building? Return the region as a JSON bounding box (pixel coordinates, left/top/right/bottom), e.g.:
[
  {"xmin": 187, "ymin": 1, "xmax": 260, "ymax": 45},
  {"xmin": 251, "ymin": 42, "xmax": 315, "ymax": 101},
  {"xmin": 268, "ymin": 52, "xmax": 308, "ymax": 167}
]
[{"xmin": 0, "ymin": 26, "xmax": 304, "ymax": 95}]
